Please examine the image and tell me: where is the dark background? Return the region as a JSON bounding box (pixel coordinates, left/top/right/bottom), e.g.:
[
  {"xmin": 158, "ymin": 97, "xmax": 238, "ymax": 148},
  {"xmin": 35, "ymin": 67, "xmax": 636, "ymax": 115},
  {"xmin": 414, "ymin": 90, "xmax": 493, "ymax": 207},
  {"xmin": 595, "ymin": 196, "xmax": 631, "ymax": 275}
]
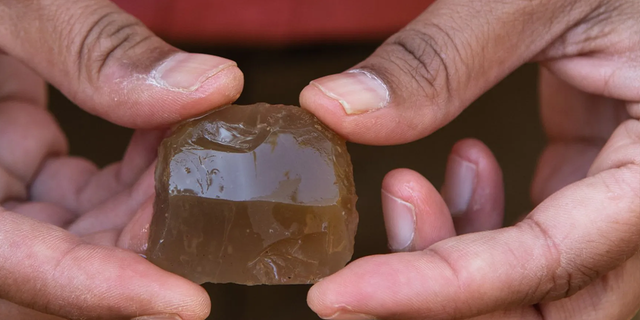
[{"xmin": 49, "ymin": 43, "xmax": 545, "ymax": 320}]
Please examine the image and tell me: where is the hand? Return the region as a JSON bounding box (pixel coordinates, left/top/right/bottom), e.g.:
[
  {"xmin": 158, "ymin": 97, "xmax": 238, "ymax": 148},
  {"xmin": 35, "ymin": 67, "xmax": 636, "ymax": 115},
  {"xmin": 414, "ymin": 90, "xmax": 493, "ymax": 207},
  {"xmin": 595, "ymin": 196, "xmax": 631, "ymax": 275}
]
[
  {"xmin": 300, "ymin": 0, "xmax": 640, "ymax": 319},
  {"xmin": 0, "ymin": 0, "xmax": 243, "ymax": 319}
]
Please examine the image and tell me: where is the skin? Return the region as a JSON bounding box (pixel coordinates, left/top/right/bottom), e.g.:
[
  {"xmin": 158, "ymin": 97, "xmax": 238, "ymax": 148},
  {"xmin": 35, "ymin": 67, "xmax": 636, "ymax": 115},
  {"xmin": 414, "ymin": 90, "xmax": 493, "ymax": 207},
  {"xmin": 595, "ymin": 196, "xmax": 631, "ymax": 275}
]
[
  {"xmin": 0, "ymin": 0, "xmax": 638, "ymax": 319},
  {"xmin": 299, "ymin": 0, "xmax": 640, "ymax": 319},
  {"xmin": 0, "ymin": 0, "xmax": 244, "ymax": 319}
]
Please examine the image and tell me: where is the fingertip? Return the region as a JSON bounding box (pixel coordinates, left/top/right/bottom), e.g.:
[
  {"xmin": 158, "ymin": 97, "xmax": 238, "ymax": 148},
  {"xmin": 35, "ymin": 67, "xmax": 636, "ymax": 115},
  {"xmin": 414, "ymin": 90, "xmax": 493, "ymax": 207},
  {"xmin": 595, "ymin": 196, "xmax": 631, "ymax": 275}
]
[
  {"xmin": 381, "ymin": 168, "xmax": 427, "ymax": 193},
  {"xmin": 449, "ymin": 138, "xmax": 491, "ymax": 162},
  {"xmin": 120, "ymin": 251, "xmax": 212, "ymax": 320},
  {"xmin": 382, "ymin": 169, "xmax": 455, "ymax": 251},
  {"xmin": 174, "ymin": 283, "xmax": 211, "ymax": 320},
  {"xmin": 79, "ymin": 55, "xmax": 245, "ymax": 129},
  {"xmin": 173, "ymin": 64, "xmax": 245, "ymax": 120},
  {"xmin": 118, "ymin": 197, "xmax": 211, "ymax": 318},
  {"xmin": 443, "ymin": 139, "xmax": 504, "ymax": 234},
  {"xmin": 300, "ymin": 82, "xmax": 417, "ymax": 145},
  {"xmin": 307, "ymin": 282, "xmax": 332, "ymax": 318},
  {"xmin": 450, "ymin": 139, "xmax": 503, "ymax": 202},
  {"xmin": 307, "ymin": 252, "xmax": 440, "ymax": 320},
  {"xmin": 109, "ymin": 249, "xmax": 212, "ymax": 320},
  {"xmin": 307, "ymin": 256, "xmax": 383, "ymax": 319},
  {"xmin": 300, "ymin": 83, "xmax": 353, "ymax": 134}
]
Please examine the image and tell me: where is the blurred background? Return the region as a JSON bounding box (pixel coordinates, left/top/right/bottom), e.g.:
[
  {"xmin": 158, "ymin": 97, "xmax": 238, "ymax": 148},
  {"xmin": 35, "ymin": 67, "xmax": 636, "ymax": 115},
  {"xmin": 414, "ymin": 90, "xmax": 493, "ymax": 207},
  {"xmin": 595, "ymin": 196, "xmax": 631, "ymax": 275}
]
[{"xmin": 47, "ymin": 1, "xmax": 637, "ymax": 319}]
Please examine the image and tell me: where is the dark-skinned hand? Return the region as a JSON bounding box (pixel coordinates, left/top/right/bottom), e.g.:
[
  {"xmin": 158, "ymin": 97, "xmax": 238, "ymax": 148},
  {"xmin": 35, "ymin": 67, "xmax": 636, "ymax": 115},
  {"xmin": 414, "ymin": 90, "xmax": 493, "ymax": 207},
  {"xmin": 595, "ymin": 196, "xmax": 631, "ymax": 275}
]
[
  {"xmin": 0, "ymin": 0, "xmax": 243, "ymax": 319},
  {"xmin": 299, "ymin": 0, "xmax": 640, "ymax": 319}
]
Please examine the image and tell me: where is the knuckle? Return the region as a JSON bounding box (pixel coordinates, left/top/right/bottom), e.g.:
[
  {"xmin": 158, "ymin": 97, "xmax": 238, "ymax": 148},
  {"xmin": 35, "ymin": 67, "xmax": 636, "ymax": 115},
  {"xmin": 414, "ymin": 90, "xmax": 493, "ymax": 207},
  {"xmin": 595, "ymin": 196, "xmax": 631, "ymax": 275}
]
[
  {"xmin": 522, "ymin": 163, "xmax": 640, "ymax": 303},
  {"xmin": 381, "ymin": 26, "xmax": 458, "ymax": 104},
  {"xmin": 621, "ymin": 119, "xmax": 640, "ymax": 148},
  {"xmin": 75, "ymin": 9, "xmax": 155, "ymax": 83},
  {"xmin": 422, "ymin": 247, "xmax": 465, "ymax": 319},
  {"xmin": 599, "ymin": 120, "xmax": 640, "ymax": 198},
  {"xmin": 549, "ymin": 262, "xmax": 599, "ymax": 300},
  {"xmin": 599, "ymin": 163, "xmax": 640, "ymax": 213},
  {"xmin": 517, "ymin": 217, "xmax": 591, "ymax": 301}
]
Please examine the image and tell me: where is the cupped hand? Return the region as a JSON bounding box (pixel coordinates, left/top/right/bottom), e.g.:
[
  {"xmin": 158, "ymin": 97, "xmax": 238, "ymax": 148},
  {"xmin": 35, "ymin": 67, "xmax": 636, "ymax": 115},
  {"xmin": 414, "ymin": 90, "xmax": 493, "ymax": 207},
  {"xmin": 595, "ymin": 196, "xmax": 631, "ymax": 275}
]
[
  {"xmin": 300, "ymin": 0, "xmax": 640, "ymax": 319},
  {"xmin": 0, "ymin": 0, "xmax": 243, "ymax": 319}
]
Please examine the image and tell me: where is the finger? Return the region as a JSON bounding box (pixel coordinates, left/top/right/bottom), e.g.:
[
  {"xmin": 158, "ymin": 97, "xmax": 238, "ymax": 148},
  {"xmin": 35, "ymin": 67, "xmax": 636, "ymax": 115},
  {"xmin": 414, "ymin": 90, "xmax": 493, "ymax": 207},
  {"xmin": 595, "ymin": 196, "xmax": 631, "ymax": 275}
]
[
  {"xmin": 0, "ymin": 299, "xmax": 65, "ymax": 320},
  {"xmin": 117, "ymin": 196, "xmax": 155, "ymax": 253},
  {"xmin": 31, "ymin": 130, "xmax": 163, "ymax": 214},
  {"xmin": 29, "ymin": 157, "xmax": 99, "ymax": 215},
  {"xmin": 629, "ymin": 102, "xmax": 640, "ymax": 119},
  {"xmin": 467, "ymin": 309, "xmax": 541, "ymax": 320},
  {"xmin": 0, "ymin": 0, "xmax": 243, "ymax": 128},
  {"xmin": 0, "ymin": 55, "xmax": 70, "ymax": 228},
  {"xmin": 300, "ymin": 0, "xmax": 602, "ymax": 145},
  {"xmin": 76, "ymin": 130, "xmax": 163, "ymax": 211},
  {"xmin": 473, "ymin": 252, "xmax": 640, "ymax": 320},
  {"xmin": 0, "ymin": 55, "xmax": 66, "ymax": 186},
  {"xmin": 2, "ymin": 202, "xmax": 74, "ymax": 228},
  {"xmin": 0, "ymin": 53, "xmax": 46, "ymax": 107},
  {"xmin": 441, "ymin": 139, "xmax": 504, "ymax": 234},
  {"xmin": 540, "ymin": 253, "xmax": 640, "ymax": 320},
  {"xmin": 67, "ymin": 164, "xmax": 155, "ymax": 236},
  {"xmin": 307, "ymin": 120, "xmax": 640, "ymax": 319},
  {"xmin": 0, "ymin": 167, "xmax": 26, "ymax": 204},
  {"xmin": 531, "ymin": 68, "xmax": 629, "ymax": 204},
  {"xmin": 0, "ymin": 55, "xmax": 86, "ymax": 230},
  {"xmin": 119, "ymin": 130, "xmax": 166, "ymax": 185},
  {"xmin": 381, "ymin": 169, "xmax": 455, "ymax": 252},
  {"xmin": 0, "ymin": 208, "xmax": 210, "ymax": 320},
  {"xmin": 401, "ymin": 253, "xmax": 640, "ymax": 320},
  {"xmin": 544, "ymin": 51, "xmax": 640, "ymax": 103}
]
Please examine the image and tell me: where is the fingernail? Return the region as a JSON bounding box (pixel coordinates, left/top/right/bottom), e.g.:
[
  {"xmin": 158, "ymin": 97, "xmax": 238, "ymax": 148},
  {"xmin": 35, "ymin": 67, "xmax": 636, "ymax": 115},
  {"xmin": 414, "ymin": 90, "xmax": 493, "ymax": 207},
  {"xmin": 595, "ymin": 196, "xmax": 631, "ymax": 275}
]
[
  {"xmin": 131, "ymin": 314, "xmax": 182, "ymax": 320},
  {"xmin": 152, "ymin": 53, "xmax": 235, "ymax": 91},
  {"xmin": 322, "ymin": 311, "xmax": 376, "ymax": 319},
  {"xmin": 381, "ymin": 189, "xmax": 416, "ymax": 251},
  {"xmin": 441, "ymin": 156, "xmax": 477, "ymax": 216},
  {"xmin": 311, "ymin": 69, "xmax": 389, "ymax": 115}
]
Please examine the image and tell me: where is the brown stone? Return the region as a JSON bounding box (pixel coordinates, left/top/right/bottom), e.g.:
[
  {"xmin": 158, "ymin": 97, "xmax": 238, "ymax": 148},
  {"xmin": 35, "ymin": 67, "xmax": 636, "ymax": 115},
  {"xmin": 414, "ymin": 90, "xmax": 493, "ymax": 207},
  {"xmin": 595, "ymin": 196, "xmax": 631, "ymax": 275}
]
[{"xmin": 147, "ymin": 103, "xmax": 358, "ymax": 285}]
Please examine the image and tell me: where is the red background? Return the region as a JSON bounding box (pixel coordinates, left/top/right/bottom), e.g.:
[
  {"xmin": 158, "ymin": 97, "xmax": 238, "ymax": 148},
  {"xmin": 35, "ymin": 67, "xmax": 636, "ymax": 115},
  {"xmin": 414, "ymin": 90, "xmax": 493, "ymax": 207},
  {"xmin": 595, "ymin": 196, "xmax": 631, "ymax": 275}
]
[{"xmin": 113, "ymin": 0, "xmax": 433, "ymax": 45}]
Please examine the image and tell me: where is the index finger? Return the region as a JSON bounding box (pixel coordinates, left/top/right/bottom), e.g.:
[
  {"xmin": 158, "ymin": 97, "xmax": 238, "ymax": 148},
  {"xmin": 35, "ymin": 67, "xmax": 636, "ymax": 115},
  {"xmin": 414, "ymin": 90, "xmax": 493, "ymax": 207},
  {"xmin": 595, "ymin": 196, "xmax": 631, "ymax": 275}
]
[
  {"xmin": 308, "ymin": 119, "xmax": 640, "ymax": 319},
  {"xmin": 0, "ymin": 208, "xmax": 210, "ymax": 320}
]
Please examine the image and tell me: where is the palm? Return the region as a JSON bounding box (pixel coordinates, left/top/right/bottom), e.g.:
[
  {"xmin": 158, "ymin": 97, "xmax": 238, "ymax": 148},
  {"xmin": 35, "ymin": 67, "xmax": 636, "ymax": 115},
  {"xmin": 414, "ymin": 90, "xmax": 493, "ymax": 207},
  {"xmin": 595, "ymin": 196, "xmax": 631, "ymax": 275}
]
[
  {"xmin": 0, "ymin": 56, "xmax": 160, "ymax": 248},
  {"xmin": 15, "ymin": 129, "xmax": 160, "ymax": 247},
  {"xmin": 0, "ymin": 131, "xmax": 162, "ymax": 320}
]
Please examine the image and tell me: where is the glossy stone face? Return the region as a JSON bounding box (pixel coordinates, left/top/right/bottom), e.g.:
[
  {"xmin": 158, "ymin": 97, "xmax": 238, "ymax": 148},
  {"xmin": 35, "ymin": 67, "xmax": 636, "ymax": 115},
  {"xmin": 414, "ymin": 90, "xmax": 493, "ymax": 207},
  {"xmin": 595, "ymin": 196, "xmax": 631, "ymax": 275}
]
[{"xmin": 147, "ymin": 103, "xmax": 358, "ymax": 285}]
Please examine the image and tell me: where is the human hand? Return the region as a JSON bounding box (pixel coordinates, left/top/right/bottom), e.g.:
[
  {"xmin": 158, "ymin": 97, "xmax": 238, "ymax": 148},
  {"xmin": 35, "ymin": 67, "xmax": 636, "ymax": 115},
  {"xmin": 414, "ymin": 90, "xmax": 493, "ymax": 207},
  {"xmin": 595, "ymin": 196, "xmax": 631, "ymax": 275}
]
[
  {"xmin": 0, "ymin": 0, "xmax": 243, "ymax": 319},
  {"xmin": 300, "ymin": 0, "xmax": 640, "ymax": 319}
]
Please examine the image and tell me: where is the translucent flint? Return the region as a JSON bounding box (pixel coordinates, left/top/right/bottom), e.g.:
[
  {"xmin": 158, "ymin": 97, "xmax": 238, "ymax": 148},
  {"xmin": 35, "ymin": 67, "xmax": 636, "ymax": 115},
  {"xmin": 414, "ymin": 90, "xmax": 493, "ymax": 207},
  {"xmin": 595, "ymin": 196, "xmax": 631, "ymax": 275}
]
[{"xmin": 147, "ymin": 103, "xmax": 358, "ymax": 285}]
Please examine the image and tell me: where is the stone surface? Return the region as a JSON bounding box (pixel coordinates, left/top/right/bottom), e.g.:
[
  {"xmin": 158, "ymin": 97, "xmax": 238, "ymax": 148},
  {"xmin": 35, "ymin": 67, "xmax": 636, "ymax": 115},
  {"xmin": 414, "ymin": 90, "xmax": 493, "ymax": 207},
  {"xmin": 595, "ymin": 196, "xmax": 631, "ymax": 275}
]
[{"xmin": 147, "ymin": 103, "xmax": 358, "ymax": 285}]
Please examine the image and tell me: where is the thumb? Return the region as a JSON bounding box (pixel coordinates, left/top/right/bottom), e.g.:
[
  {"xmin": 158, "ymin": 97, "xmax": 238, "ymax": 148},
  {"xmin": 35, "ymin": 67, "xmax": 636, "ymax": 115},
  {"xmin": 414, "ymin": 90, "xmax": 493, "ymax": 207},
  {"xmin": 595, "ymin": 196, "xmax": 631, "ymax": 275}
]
[
  {"xmin": 0, "ymin": 208, "xmax": 210, "ymax": 320},
  {"xmin": 300, "ymin": 0, "xmax": 599, "ymax": 145},
  {"xmin": 0, "ymin": 0, "xmax": 243, "ymax": 128}
]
